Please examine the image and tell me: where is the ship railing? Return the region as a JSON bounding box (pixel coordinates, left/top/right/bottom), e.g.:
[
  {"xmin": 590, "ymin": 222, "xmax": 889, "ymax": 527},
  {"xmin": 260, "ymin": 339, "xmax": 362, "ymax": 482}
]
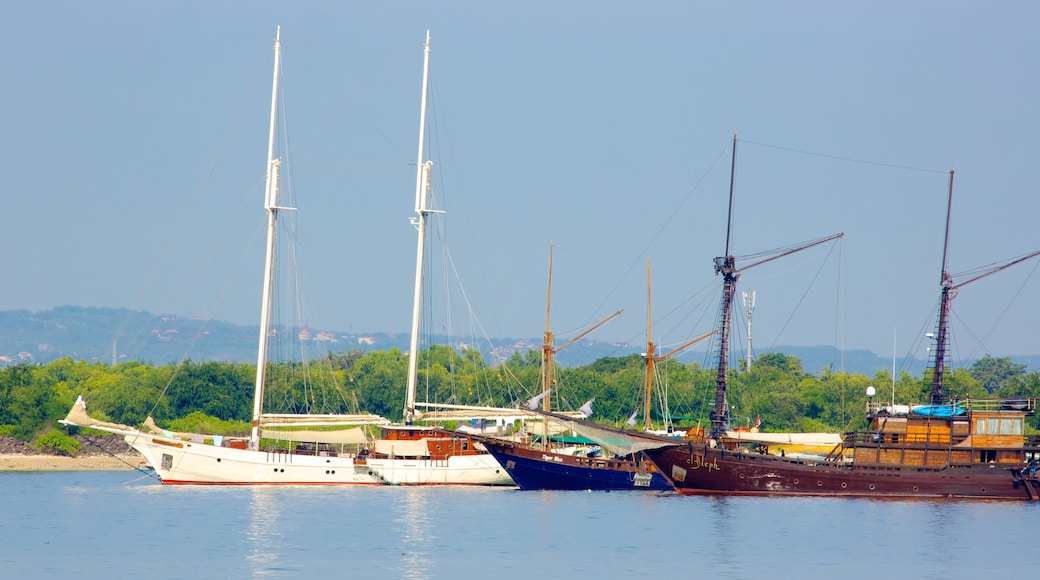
[
  {"xmin": 845, "ymin": 430, "xmax": 969, "ymax": 447},
  {"xmin": 866, "ymin": 397, "xmax": 1036, "ymax": 415}
]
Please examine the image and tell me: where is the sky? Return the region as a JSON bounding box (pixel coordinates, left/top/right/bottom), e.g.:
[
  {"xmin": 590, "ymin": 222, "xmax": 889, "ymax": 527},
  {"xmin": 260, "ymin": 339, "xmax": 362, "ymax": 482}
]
[{"xmin": 5, "ymin": 2, "xmax": 1039, "ymax": 364}]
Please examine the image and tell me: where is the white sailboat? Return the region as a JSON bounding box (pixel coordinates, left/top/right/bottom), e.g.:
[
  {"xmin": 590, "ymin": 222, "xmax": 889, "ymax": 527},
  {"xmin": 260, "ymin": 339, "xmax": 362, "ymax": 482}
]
[
  {"xmin": 364, "ymin": 31, "xmax": 513, "ymax": 486},
  {"xmin": 60, "ymin": 27, "xmax": 391, "ymax": 485}
]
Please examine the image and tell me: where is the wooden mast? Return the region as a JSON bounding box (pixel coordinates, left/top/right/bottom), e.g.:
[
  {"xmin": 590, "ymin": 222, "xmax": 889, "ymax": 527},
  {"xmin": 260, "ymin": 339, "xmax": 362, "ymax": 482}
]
[
  {"xmin": 928, "ymin": 168, "xmax": 1040, "ymax": 404},
  {"xmin": 537, "ymin": 243, "xmax": 622, "ymax": 446},
  {"xmin": 710, "ymin": 132, "xmax": 739, "ymax": 440},
  {"xmin": 643, "ymin": 259, "xmax": 655, "ymax": 431},
  {"xmin": 541, "ymin": 244, "xmax": 555, "ymax": 412},
  {"xmin": 642, "ymin": 261, "xmax": 719, "ymax": 432},
  {"xmin": 931, "ymin": 169, "xmax": 955, "ymax": 405},
  {"xmin": 708, "ymin": 133, "xmax": 844, "ymax": 439}
]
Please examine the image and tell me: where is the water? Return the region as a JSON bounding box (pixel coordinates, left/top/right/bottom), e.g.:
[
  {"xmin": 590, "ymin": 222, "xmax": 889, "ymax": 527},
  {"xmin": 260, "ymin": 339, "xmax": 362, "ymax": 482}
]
[{"xmin": 1, "ymin": 471, "xmax": 1035, "ymax": 579}]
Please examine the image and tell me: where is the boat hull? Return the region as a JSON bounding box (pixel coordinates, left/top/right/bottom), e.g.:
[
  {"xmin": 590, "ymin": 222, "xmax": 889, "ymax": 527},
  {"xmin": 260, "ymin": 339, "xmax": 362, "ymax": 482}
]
[
  {"xmin": 646, "ymin": 442, "xmax": 1036, "ymax": 500},
  {"xmin": 128, "ymin": 434, "xmax": 385, "ymax": 485},
  {"xmin": 366, "ymin": 453, "xmax": 513, "ymax": 486},
  {"xmin": 481, "ymin": 439, "xmax": 673, "ymax": 491}
]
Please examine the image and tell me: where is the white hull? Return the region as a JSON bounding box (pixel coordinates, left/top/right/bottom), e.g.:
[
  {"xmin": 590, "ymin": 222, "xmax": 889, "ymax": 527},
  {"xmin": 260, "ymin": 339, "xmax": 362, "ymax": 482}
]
[
  {"xmin": 60, "ymin": 411, "xmax": 383, "ymax": 485},
  {"xmin": 367, "ymin": 453, "xmax": 513, "ymax": 486},
  {"xmin": 130, "ymin": 434, "xmax": 384, "ymax": 485}
]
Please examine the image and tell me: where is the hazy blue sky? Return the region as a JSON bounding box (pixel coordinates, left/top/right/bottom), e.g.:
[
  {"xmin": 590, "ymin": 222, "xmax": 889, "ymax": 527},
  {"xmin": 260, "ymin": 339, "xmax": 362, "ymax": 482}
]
[{"xmin": 5, "ymin": 2, "xmax": 1038, "ymax": 363}]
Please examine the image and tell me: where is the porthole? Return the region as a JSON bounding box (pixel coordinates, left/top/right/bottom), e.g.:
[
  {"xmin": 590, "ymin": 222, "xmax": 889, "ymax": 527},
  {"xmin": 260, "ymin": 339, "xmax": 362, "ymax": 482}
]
[
  {"xmin": 817, "ymin": 481, "xmax": 823, "ymax": 487},
  {"xmin": 738, "ymin": 473, "xmax": 745, "ymax": 479},
  {"xmin": 912, "ymin": 486, "xmax": 919, "ymax": 492},
  {"xmin": 216, "ymin": 458, "xmax": 221, "ymax": 462},
  {"xmin": 841, "ymin": 482, "xmax": 847, "ymax": 489},
  {"xmin": 793, "ymin": 479, "xmax": 799, "ymax": 485},
  {"xmin": 869, "ymin": 484, "xmax": 876, "ymax": 490},
  {"xmin": 980, "ymin": 488, "xmax": 986, "ymax": 493}
]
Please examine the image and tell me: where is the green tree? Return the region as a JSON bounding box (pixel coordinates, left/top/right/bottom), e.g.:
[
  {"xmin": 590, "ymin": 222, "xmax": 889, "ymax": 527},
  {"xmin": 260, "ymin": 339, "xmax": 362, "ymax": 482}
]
[
  {"xmin": 969, "ymin": 355, "xmax": 1027, "ymax": 394},
  {"xmin": 352, "ymin": 348, "xmax": 408, "ymax": 420}
]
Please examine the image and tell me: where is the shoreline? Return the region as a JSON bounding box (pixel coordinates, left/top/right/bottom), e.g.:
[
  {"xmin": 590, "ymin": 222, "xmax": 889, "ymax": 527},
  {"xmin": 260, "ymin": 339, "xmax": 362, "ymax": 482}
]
[{"xmin": 0, "ymin": 453, "xmax": 145, "ymax": 472}]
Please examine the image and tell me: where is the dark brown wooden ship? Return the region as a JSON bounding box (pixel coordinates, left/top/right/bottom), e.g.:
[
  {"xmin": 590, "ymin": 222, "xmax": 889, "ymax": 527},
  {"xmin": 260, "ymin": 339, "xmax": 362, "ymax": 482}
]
[
  {"xmin": 644, "ymin": 141, "xmax": 1040, "ymax": 500},
  {"xmin": 645, "ymin": 398, "xmax": 1040, "ymax": 499}
]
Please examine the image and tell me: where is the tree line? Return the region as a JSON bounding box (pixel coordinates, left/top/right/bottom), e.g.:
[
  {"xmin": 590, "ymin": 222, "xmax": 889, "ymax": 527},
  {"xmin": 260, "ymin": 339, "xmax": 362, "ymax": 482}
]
[{"xmin": 1, "ymin": 347, "xmax": 1037, "ymax": 454}]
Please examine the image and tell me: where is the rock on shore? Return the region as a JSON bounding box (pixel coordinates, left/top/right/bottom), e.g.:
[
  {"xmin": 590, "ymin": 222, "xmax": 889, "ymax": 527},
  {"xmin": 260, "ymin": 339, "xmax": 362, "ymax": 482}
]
[{"xmin": 0, "ymin": 434, "xmax": 143, "ymax": 471}]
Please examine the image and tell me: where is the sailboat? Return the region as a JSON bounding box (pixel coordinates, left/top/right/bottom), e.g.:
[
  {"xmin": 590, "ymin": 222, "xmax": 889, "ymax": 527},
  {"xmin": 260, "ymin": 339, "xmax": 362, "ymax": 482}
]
[
  {"xmin": 469, "ymin": 247, "xmax": 679, "ymax": 490},
  {"xmin": 643, "ymin": 143, "xmax": 1040, "ymax": 499},
  {"xmin": 60, "ymin": 27, "xmax": 391, "ymax": 485},
  {"xmin": 362, "ymin": 31, "xmax": 513, "ymax": 486}
]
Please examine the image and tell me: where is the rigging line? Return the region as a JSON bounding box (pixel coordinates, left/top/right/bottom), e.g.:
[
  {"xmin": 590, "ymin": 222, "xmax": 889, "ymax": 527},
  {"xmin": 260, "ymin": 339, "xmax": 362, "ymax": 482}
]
[
  {"xmin": 815, "ymin": 234, "xmax": 847, "ymax": 376},
  {"xmin": 738, "ymin": 234, "xmax": 838, "ymax": 263},
  {"xmin": 767, "ymin": 237, "xmax": 841, "ymax": 350},
  {"xmin": 440, "ymin": 245, "xmax": 509, "ymax": 402},
  {"xmin": 952, "ymin": 250, "xmax": 1040, "ymax": 281},
  {"xmin": 836, "ymin": 236, "xmax": 846, "ymax": 429},
  {"xmin": 950, "ymin": 308, "xmax": 986, "ymax": 365},
  {"xmin": 739, "ymin": 139, "xmax": 948, "ymax": 174},
  {"xmin": 584, "ymin": 143, "xmax": 732, "ymax": 319},
  {"xmin": 971, "ymin": 257, "xmax": 1040, "ymax": 358},
  {"xmin": 123, "ymin": 60, "xmax": 268, "ymax": 347},
  {"xmin": 652, "ymin": 277, "xmax": 720, "ymax": 338},
  {"xmin": 954, "ymin": 256, "xmax": 1038, "ymax": 363},
  {"xmin": 80, "ymin": 433, "xmax": 160, "ymax": 481},
  {"xmin": 897, "ymin": 299, "xmax": 940, "ymax": 378}
]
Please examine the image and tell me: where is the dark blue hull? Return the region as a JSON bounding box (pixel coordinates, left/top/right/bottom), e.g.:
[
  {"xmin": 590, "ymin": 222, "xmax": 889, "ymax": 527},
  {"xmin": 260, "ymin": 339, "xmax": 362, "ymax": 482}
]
[{"xmin": 481, "ymin": 439, "xmax": 673, "ymax": 491}]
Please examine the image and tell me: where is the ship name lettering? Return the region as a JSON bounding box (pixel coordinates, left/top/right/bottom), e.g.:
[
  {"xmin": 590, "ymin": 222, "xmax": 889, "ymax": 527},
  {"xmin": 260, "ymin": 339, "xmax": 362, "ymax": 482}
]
[{"xmin": 688, "ymin": 453, "xmax": 719, "ymax": 473}]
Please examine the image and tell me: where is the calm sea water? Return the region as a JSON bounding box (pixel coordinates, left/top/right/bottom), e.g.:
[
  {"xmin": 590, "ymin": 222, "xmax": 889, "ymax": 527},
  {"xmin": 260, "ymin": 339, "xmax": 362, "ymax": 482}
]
[{"xmin": 1, "ymin": 471, "xmax": 1035, "ymax": 579}]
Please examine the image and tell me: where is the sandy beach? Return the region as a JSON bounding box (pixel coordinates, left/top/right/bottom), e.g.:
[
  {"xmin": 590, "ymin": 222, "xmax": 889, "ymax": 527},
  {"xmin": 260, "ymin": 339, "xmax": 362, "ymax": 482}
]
[{"xmin": 0, "ymin": 453, "xmax": 144, "ymax": 472}]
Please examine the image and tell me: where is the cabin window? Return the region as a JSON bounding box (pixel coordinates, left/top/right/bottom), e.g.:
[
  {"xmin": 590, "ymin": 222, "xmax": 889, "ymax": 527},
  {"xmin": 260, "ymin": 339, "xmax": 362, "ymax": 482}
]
[
  {"xmin": 980, "ymin": 450, "xmax": 996, "ymax": 463},
  {"xmin": 988, "ymin": 418, "xmax": 999, "ymax": 435},
  {"xmin": 1013, "ymin": 418, "xmax": 1023, "ymax": 435},
  {"xmin": 462, "ymin": 442, "xmax": 469, "ymax": 450},
  {"xmin": 975, "ymin": 419, "xmax": 985, "ymax": 434},
  {"xmin": 1000, "ymin": 418, "xmax": 1012, "ymax": 435}
]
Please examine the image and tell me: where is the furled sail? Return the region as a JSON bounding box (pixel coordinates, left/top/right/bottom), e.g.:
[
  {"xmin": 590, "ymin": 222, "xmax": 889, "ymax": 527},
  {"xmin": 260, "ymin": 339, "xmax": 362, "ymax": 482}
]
[{"xmin": 531, "ymin": 409, "xmax": 680, "ymax": 457}]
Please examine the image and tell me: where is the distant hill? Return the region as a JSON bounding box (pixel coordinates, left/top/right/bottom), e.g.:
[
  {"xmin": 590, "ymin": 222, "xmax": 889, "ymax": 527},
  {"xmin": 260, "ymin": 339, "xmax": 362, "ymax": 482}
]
[{"xmin": 0, "ymin": 306, "xmax": 1036, "ymax": 375}]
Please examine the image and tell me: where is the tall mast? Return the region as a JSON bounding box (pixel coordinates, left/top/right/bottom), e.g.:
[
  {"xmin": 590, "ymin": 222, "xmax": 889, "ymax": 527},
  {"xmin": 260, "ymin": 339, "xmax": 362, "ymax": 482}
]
[
  {"xmin": 540, "ymin": 244, "xmax": 555, "ymax": 449},
  {"xmin": 707, "ymin": 133, "xmax": 844, "ymax": 437},
  {"xmin": 541, "ymin": 243, "xmax": 555, "ymax": 413},
  {"xmin": 930, "ymin": 169, "xmax": 955, "ymax": 405},
  {"xmin": 404, "ymin": 30, "xmax": 432, "ymax": 424},
  {"xmin": 250, "ymin": 26, "xmax": 283, "ymax": 449},
  {"xmin": 643, "ymin": 259, "xmax": 655, "ymax": 431},
  {"xmin": 743, "ymin": 290, "xmax": 755, "ymax": 371},
  {"xmin": 710, "ymin": 132, "xmax": 739, "ymax": 440}
]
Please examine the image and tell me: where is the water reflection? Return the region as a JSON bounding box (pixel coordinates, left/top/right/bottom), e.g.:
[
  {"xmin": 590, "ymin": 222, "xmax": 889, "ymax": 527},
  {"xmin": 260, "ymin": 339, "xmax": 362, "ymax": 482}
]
[
  {"xmin": 393, "ymin": 487, "xmax": 434, "ymax": 579},
  {"xmin": 246, "ymin": 488, "xmax": 285, "ymax": 578}
]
